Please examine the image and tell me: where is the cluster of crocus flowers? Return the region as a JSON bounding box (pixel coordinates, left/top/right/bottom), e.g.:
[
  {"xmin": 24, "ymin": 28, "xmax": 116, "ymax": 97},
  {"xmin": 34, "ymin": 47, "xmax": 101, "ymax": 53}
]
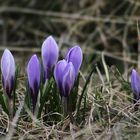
[
  {"xmin": 54, "ymin": 46, "xmax": 83, "ymax": 98},
  {"xmin": 131, "ymin": 69, "xmax": 140, "ymax": 104},
  {"xmin": 2, "ymin": 38, "xmax": 140, "ymax": 118},
  {"xmin": 0, "ymin": 35, "xmax": 83, "ymax": 117},
  {"xmin": 27, "ymin": 36, "xmax": 59, "ymax": 113},
  {"xmin": 27, "ymin": 37, "xmax": 83, "ymax": 114},
  {"xmin": 54, "ymin": 60, "xmax": 76, "ymax": 97}
]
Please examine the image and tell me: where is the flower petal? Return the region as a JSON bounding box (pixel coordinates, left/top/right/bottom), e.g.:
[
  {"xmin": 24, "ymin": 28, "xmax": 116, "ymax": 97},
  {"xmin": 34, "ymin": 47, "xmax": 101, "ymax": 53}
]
[
  {"xmin": 1, "ymin": 49, "xmax": 15, "ymax": 97},
  {"xmin": 62, "ymin": 62, "xmax": 75, "ymax": 97},
  {"xmin": 42, "ymin": 36, "xmax": 59, "ymax": 79},
  {"xmin": 1, "ymin": 49, "xmax": 15, "ymax": 83},
  {"xmin": 27, "ymin": 54, "xmax": 40, "ymax": 93},
  {"xmin": 131, "ymin": 69, "xmax": 140, "ymax": 99},
  {"xmin": 54, "ymin": 59, "xmax": 67, "ymax": 93},
  {"xmin": 65, "ymin": 45, "xmax": 82, "ymax": 75}
]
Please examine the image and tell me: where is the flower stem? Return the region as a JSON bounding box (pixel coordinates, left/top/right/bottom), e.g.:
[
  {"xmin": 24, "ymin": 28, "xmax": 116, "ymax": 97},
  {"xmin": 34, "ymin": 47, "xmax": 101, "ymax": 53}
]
[
  {"xmin": 7, "ymin": 97, "xmax": 13, "ymax": 121},
  {"xmin": 62, "ymin": 96, "xmax": 75, "ymax": 124},
  {"xmin": 62, "ymin": 96, "xmax": 68, "ymax": 117}
]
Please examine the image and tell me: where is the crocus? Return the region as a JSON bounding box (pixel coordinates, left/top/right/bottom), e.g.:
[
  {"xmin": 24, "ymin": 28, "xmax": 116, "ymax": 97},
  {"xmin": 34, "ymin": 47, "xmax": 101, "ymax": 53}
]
[
  {"xmin": 65, "ymin": 45, "xmax": 82, "ymax": 76},
  {"xmin": 54, "ymin": 60, "xmax": 75, "ymax": 97},
  {"xmin": 131, "ymin": 69, "xmax": 140, "ymax": 104},
  {"xmin": 41, "ymin": 36, "xmax": 59, "ymax": 80},
  {"xmin": 1, "ymin": 49, "xmax": 15, "ymax": 98},
  {"xmin": 27, "ymin": 54, "xmax": 40, "ymax": 113}
]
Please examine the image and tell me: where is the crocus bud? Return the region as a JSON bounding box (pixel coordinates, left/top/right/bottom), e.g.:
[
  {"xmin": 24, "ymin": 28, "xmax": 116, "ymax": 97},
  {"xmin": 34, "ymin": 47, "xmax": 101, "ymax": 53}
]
[
  {"xmin": 1, "ymin": 49, "xmax": 15, "ymax": 98},
  {"xmin": 131, "ymin": 69, "xmax": 140, "ymax": 104},
  {"xmin": 65, "ymin": 45, "xmax": 82, "ymax": 76},
  {"xmin": 41, "ymin": 36, "xmax": 59, "ymax": 80},
  {"xmin": 27, "ymin": 54, "xmax": 40, "ymax": 113},
  {"xmin": 54, "ymin": 60, "xmax": 75, "ymax": 97}
]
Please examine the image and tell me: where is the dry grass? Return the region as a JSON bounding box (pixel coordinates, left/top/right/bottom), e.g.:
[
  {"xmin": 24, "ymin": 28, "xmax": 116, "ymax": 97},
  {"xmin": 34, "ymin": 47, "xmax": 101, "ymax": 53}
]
[{"xmin": 0, "ymin": 0, "xmax": 140, "ymax": 139}]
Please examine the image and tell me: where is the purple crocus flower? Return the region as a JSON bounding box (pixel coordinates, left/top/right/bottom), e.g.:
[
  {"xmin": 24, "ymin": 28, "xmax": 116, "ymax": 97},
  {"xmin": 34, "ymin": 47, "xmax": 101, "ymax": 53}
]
[
  {"xmin": 54, "ymin": 60, "xmax": 75, "ymax": 97},
  {"xmin": 1, "ymin": 49, "xmax": 15, "ymax": 98},
  {"xmin": 27, "ymin": 54, "xmax": 40, "ymax": 113},
  {"xmin": 131, "ymin": 69, "xmax": 140, "ymax": 104},
  {"xmin": 65, "ymin": 45, "xmax": 82, "ymax": 76},
  {"xmin": 41, "ymin": 36, "xmax": 59, "ymax": 80}
]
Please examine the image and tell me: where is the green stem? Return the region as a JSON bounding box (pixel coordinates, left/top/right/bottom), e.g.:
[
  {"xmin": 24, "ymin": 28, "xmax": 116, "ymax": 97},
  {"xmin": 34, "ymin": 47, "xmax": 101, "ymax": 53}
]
[
  {"xmin": 62, "ymin": 96, "xmax": 75, "ymax": 124},
  {"xmin": 7, "ymin": 97, "xmax": 13, "ymax": 121},
  {"xmin": 76, "ymin": 67, "xmax": 95, "ymax": 120},
  {"xmin": 13, "ymin": 91, "xmax": 16, "ymax": 116},
  {"xmin": 62, "ymin": 96, "xmax": 68, "ymax": 117}
]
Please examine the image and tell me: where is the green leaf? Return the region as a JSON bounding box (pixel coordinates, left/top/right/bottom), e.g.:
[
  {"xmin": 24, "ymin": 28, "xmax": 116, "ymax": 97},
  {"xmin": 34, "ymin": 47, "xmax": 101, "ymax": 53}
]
[
  {"xmin": 0, "ymin": 92, "xmax": 8, "ymax": 114},
  {"xmin": 12, "ymin": 65, "xmax": 20, "ymax": 116},
  {"xmin": 76, "ymin": 66, "xmax": 95, "ymax": 121},
  {"xmin": 69, "ymin": 73, "xmax": 80, "ymax": 112},
  {"xmin": 37, "ymin": 78, "xmax": 54, "ymax": 118},
  {"xmin": 24, "ymin": 81, "xmax": 31, "ymax": 112}
]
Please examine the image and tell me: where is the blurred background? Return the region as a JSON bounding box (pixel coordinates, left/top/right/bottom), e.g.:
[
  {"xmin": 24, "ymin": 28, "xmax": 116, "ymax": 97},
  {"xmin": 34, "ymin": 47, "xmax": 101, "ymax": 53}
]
[{"xmin": 0, "ymin": 0, "xmax": 139, "ymax": 73}]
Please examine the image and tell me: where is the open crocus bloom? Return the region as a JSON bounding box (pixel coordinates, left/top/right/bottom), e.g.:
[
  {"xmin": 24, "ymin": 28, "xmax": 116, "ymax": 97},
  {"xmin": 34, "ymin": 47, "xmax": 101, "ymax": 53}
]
[
  {"xmin": 54, "ymin": 60, "xmax": 75, "ymax": 97},
  {"xmin": 1, "ymin": 49, "xmax": 15, "ymax": 98},
  {"xmin": 65, "ymin": 45, "xmax": 82, "ymax": 76},
  {"xmin": 27, "ymin": 54, "xmax": 40, "ymax": 113},
  {"xmin": 131, "ymin": 69, "xmax": 140, "ymax": 103},
  {"xmin": 41, "ymin": 36, "xmax": 59, "ymax": 80}
]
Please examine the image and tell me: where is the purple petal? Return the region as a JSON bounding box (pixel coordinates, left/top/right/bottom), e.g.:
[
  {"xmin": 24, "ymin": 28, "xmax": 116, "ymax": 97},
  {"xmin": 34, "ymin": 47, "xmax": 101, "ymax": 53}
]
[
  {"xmin": 54, "ymin": 59, "xmax": 67, "ymax": 93},
  {"xmin": 131, "ymin": 69, "xmax": 140, "ymax": 98},
  {"xmin": 42, "ymin": 36, "xmax": 59, "ymax": 79},
  {"xmin": 27, "ymin": 54, "xmax": 40, "ymax": 93},
  {"xmin": 1, "ymin": 49, "xmax": 15, "ymax": 96},
  {"xmin": 65, "ymin": 45, "xmax": 82, "ymax": 75},
  {"xmin": 62, "ymin": 62, "xmax": 75, "ymax": 97}
]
